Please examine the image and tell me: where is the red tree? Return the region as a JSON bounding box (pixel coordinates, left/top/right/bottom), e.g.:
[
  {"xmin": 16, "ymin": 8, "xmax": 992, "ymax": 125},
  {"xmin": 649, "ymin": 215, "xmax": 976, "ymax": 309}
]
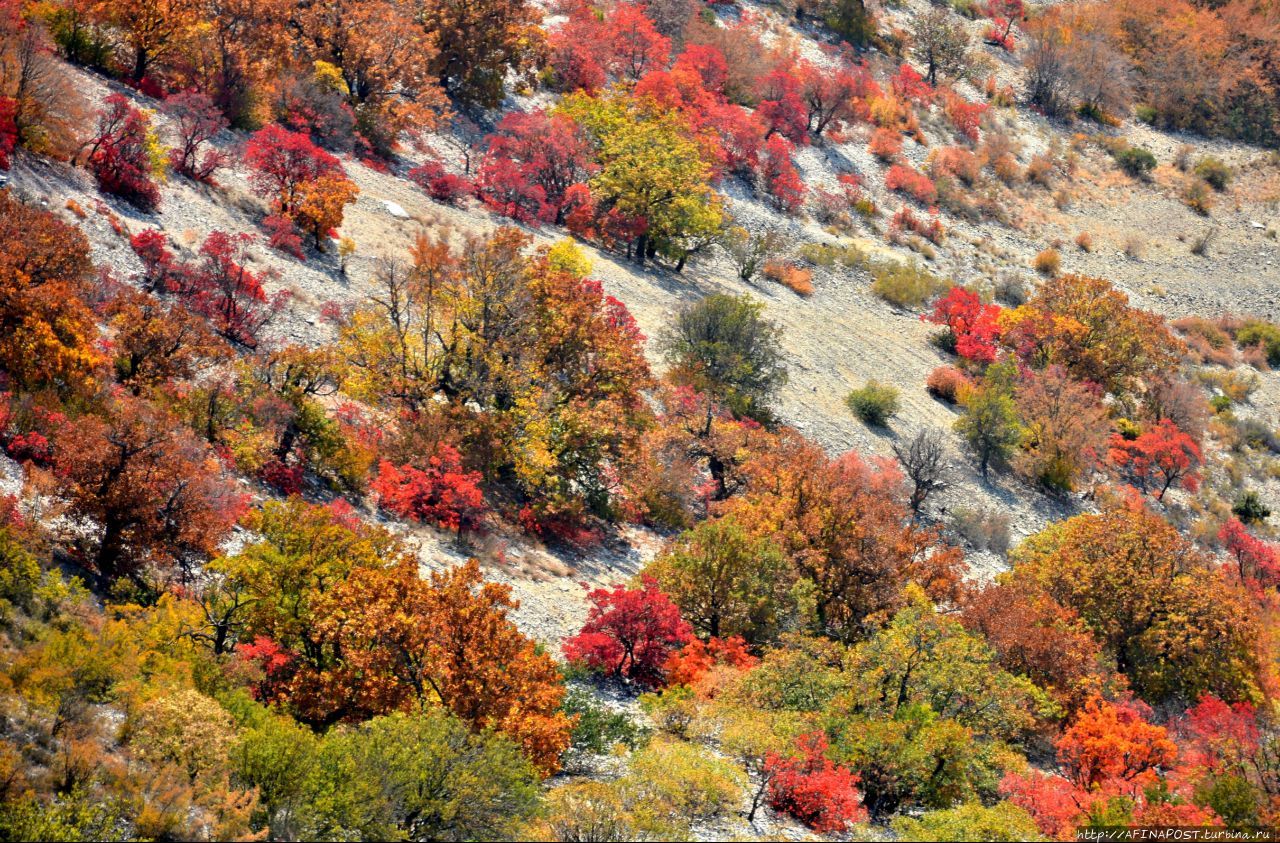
[
  {"xmin": 53, "ymin": 396, "xmax": 241, "ymax": 585},
  {"xmin": 548, "ymin": 3, "xmax": 670, "ymax": 90},
  {"xmin": 926, "ymin": 286, "xmax": 1001, "ymax": 363},
  {"xmin": 760, "ymin": 134, "xmax": 804, "ymax": 213},
  {"xmin": 1108, "ymin": 419, "xmax": 1202, "ymax": 500},
  {"xmin": 606, "ymin": 3, "xmax": 670, "ymax": 82},
  {"xmin": 796, "ymin": 60, "xmax": 873, "ymax": 140},
  {"xmin": 179, "ymin": 231, "xmax": 289, "ymax": 348},
  {"xmin": 672, "ymin": 44, "xmax": 729, "ymax": 97},
  {"xmin": 83, "ymin": 94, "xmax": 160, "ymax": 211},
  {"xmin": 766, "ymin": 731, "xmax": 868, "ymax": 833},
  {"xmin": 164, "ymin": 90, "xmax": 229, "ymax": 183},
  {"xmin": 562, "ymin": 577, "xmax": 692, "ymax": 686},
  {"xmin": 1175, "ymin": 694, "xmax": 1261, "ymax": 775},
  {"xmin": 477, "ymin": 110, "xmax": 596, "ymax": 223},
  {"xmin": 758, "ymin": 68, "xmax": 808, "ymax": 144},
  {"xmin": 1057, "ymin": 696, "xmax": 1178, "ymax": 793},
  {"xmin": 1219, "ymin": 518, "xmax": 1280, "ymax": 596},
  {"xmin": 244, "ymin": 124, "xmax": 343, "ymax": 216},
  {"xmin": 371, "ymin": 447, "xmax": 487, "ymax": 533},
  {"xmin": 984, "ymin": 0, "xmax": 1024, "ymax": 50},
  {"xmin": 0, "ymin": 96, "xmax": 15, "ymax": 171}
]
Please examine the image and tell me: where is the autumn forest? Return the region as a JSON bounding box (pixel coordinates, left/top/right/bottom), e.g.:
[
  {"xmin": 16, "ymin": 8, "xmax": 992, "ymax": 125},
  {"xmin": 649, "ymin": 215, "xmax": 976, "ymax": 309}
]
[{"xmin": 3, "ymin": 0, "xmax": 1280, "ymax": 839}]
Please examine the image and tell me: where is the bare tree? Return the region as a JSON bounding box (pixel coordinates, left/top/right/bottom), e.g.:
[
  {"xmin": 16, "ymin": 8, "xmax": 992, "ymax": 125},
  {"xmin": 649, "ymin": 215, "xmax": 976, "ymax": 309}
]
[
  {"xmin": 1023, "ymin": 16, "xmax": 1072, "ymax": 117},
  {"xmin": 1063, "ymin": 25, "xmax": 1133, "ymax": 119},
  {"xmin": 893, "ymin": 429, "xmax": 951, "ymax": 514},
  {"xmin": 911, "ymin": 7, "xmax": 971, "ymax": 87}
]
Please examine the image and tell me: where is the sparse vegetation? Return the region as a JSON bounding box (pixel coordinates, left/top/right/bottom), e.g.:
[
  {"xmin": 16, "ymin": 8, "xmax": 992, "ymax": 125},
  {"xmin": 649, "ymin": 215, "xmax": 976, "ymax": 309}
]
[
  {"xmin": 871, "ymin": 259, "xmax": 949, "ymax": 309},
  {"xmin": 846, "ymin": 380, "xmax": 901, "ymax": 426}
]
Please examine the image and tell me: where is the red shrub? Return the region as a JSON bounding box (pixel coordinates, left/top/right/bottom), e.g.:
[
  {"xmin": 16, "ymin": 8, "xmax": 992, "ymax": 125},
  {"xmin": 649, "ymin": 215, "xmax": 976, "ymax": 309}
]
[
  {"xmin": 890, "ymin": 63, "xmax": 933, "ymax": 103},
  {"xmin": 562, "ymin": 578, "xmax": 692, "ymax": 687},
  {"xmin": 1108, "ymin": 419, "xmax": 1202, "ymax": 500},
  {"xmin": 164, "ymin": 90, "xmax": 229, "ymax": 183},
  {"xmin": 885, "ymin": 164, "xmax": 937, "ymax": 206},
  {"xmin": 260, "ymin": 458, "xmax": 305, "ymax": 495},
  {"xmin": 761, "ymin": 134, "xmax": 804, "ymax": 212},
  {"xmin": 86, "ymin": 94, "xmax": 160, "ymax": 211},
  {"xmin": 129, "ymin": 228, "xmax": 179, "ymax": 292},
  {"xmin": 177, "ymin": 231, "xmax": 289, "ymax": 348},
  {"xmin": 371, "ymin": 448, "xmax": 487, "ymax": 533},
  {"xmin": 766, "ymin": 732, "xmax": 868, "ymax": 833},
  {"xmin": 942, "ymin": 90, "xmax": 989, "ymax": 143},
  {"xmin": 262, "ymin": 214, "xmax": 305, "ymax": 260},
  {"xmin": 891, "ymin": 206, "xmax": 945, "ymax": 245},
  {"xmin": 409, "ymin": 161, "xmax": 475, "ymax": 205},
  {"xmin": 0, "ymin": 96, "xmax": 16, "ymax": 170},
  {"xmin": 926, "ymin": 365, "xmax": 970, "ymax": 403},
  {"xmin": 926, "ymin": 286, "xmax": 1001, "ymax": 362},
  {"xmin": 868, "ymin": 127, "xmax": 902, "ymax": 161},
  {"xmin": 664, "ymin": 635, "xmax": 757, "ymax": 688}
]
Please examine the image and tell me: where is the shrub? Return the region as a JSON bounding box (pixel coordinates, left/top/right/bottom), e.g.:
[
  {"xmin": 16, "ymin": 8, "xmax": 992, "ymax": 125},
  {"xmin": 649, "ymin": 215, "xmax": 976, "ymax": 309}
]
[
  {"xmin": 891, "ymin": 207, "xmax": 945, "ymax": 244},
  {"xmin": 846, "ymin": 380, "xmax": 901, "ymax": 426},
  {"xmin": 1075, "ymin": 232, "xmax": 1092, "ymax": 252},
  {"xmin": 926, "ymin": 365, "xmax": 969, "ymax": 403},
  {"xmin": 1237, "ymin": 320, "xmax": 1280, "ymax": 367},
  {"xmin": 85, "ymin": 94, "xmax": 162, "ymax": 211},
  {"xmin": 942, "ymin": 91, "xmax": 987, "ymax": 142},
  {"xmin": 263, "ymin": 214, "xmax": 305, "ymax": 260},
  {"xmin": 948, "ymin": 505, "xmax": 1011, "ymax": 554},
  {"xmin": 562, "ymin": 688, "xmax": 649, "ymax": 761},
  {"xmin": 930, "ymin": 146, "xmax": 981, "ymax": 186},
  {"xmin": 371, "ymin": 448, "xmax": 487, "ymax": 533},
  {"xmin": 763, "ymin": 261, "xmax": 814, "ymax": 296},
  {"xmin": 1114, "ymin": 146, "xmax": 1156, "ymax": 179},
  {"xmin": 1193, "ymin": 156, "xmax": 1232, "ymax": 191},
  {"xmin": 1233, "ymin": 490, "xmax": 1271, "ymax": 525},
  {"xmin": 1033, "ymin": 248, "xmax": 1061, "ymax": 277},
  {"xmin": 868, "ymin": 128, "xmax": 902, "ymax": 161},
  {"xmin": 871, "ymin": 259, "xmax": 948, "ymax": 309},
  {"xmin": 885, "ymin": 164, "xmax": 937, "ymax": 205},
  {"xmin": 410, "ymin": 161, "xmax": 475, "ymax": 205},
  {"xmin": 164, "ymin": 90, "xmax": 228, "ymax": 183},
  {"xmin": 766, "ymin": 732, "xmax": 867, "ymax": 833},
  {"xmin": 1183, "ymin": 179, "xmax": 1214, "ymax": 215}
]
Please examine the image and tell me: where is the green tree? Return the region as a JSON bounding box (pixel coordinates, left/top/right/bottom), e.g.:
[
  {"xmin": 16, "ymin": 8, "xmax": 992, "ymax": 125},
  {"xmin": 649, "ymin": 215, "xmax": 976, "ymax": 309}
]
[
  {"xmin": 955, "ymin": 358, "xmax": 1022, "ymax": 478},
  {"xmin": 298, "ymin": 710, "xmax": 541, "ymax": 841},
  {"xmin": 660, "ymin": 293, "xmax": 787, "ymax": 422},
  {"xmin": 645, "ymin": 515, "xmax": 788, "ymax": 642}
]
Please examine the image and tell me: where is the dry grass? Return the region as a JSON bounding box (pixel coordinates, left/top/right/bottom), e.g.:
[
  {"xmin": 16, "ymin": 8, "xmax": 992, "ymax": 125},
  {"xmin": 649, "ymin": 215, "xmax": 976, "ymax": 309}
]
[
  {"xmin": 1033, "ymin": 248, "xmax": 1061, "ymax": 276},
  {"xmin": 763, "ymin": 260, "xmax": 815, "ymax": 297}
]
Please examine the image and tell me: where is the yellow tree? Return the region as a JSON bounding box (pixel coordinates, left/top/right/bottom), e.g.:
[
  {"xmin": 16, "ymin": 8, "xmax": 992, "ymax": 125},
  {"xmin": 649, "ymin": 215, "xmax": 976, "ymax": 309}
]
[{"xmin": 558, "ymin": 92, "xmax": 724, "ymax": 266}]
